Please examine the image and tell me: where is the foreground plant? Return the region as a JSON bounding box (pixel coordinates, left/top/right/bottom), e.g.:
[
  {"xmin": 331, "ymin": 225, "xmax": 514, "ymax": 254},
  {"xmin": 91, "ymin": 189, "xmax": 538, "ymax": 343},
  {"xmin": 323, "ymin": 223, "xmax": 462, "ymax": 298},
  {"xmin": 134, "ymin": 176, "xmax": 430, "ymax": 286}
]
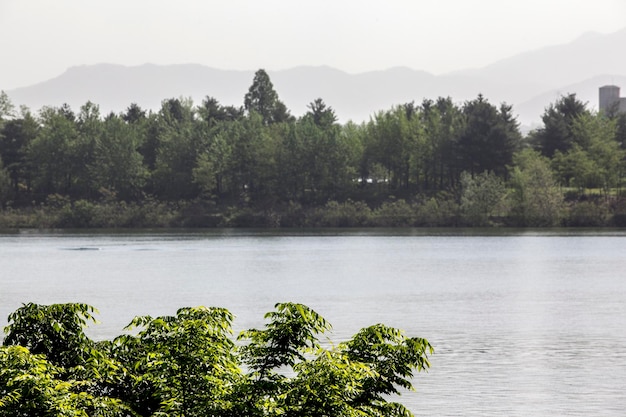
[{"xmin": 2, "ymin": 302, "xmax": 432, "ymax": 417}]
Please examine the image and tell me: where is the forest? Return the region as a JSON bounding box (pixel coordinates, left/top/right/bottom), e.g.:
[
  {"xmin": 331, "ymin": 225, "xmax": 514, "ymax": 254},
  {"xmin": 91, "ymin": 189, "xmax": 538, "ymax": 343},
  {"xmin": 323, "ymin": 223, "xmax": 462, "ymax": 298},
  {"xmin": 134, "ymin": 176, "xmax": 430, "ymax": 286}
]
[
  {"xmin": 0, "ymin": 302, "xmax": 432, "ymax": 417},
  {"xmin": 1, "ymin": 69, "xmax": 626, "ymax": 228}
]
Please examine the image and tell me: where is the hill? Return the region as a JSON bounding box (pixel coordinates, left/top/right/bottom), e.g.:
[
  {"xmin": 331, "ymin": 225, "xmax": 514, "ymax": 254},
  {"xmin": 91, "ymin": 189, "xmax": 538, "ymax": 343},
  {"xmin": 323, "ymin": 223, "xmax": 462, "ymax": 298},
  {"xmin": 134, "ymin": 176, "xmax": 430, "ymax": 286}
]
[{"xmin": 5, "ymin": 27, "xmax": 626, "ymax": 128}]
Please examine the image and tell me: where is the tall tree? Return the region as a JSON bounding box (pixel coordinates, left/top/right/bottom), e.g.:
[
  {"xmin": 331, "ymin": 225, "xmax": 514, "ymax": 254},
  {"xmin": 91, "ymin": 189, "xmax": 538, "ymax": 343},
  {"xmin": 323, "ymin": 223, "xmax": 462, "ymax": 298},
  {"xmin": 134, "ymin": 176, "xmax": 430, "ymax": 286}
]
[
  {"xmin": 27, "ymin": 106, "xmax": 81, "ymax": 198},
  {"xmin": 459, "ymin": 170, "xmax": 506, "ymax": 226},
  {"xmin": 0, "ymin": 159, "xmax": 10, "ymax": 207},
  {"xmin": 121, "ymin": 102, "xmax": 147, "ymax": 124},
  {"xmin": 509, "ymin": 149, "xmax": 564, "ymax": 226},
  {"xmin": 304, "ymin": 98, "xmax": 338, "ymax": 128},
  {"xmin": 0, "ymin": 111, "xmax": 38, "ymax": 199},
  {"xmin": 151, "ymin": 97, "xmax": 202, "ymax": 200},
  {"xmin": 90, "ymin": 113, "xmax": 148, "ymax": 200},
  {"xmin": 198, "ymin": 96, "xmax": 243, "ymax": 127},
  {"xmin": 530, "ymin": 93, "xmax": 589, "ymax": 157},
  {"xmin": 458, "ymin": 95, "xmax": 521, "ymax": 177},
  {"xmin": 419, "ymin": 97, "xmax": 464, "ymax": 190},
  {"xmin": 244, "ymin": 69, "xmax": 292, "ymax": 125},
  {"xmin": 552, "ymin": 112, "xmax": 625, "ymax": 194},
  {"xmin": 363, "ymin": 105, "xmax": 422, "ymax": 191},
  {"xmin": 0, "ymin": 91, "xmax": 16, "ymax": 124}
]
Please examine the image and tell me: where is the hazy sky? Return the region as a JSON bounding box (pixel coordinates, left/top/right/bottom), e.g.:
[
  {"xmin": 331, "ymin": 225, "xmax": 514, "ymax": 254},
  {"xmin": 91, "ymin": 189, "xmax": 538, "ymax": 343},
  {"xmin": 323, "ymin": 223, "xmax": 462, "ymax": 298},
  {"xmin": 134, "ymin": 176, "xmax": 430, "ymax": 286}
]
[{"xmin": 1, "ymin": 0, "xmax": 625, "ymax": 89}]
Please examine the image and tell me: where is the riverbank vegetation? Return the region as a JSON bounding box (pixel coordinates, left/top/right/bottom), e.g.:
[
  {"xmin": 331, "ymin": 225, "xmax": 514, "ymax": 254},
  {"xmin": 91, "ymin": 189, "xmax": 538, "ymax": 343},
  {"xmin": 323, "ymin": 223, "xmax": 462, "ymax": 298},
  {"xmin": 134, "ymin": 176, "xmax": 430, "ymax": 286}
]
[
  {"xmin": 0, "ymin": 302, "xmax": 432, "ymax": 417},
  {"xmin": 2, "ymin": 71, "xmax": 626, "ymax": 228}
]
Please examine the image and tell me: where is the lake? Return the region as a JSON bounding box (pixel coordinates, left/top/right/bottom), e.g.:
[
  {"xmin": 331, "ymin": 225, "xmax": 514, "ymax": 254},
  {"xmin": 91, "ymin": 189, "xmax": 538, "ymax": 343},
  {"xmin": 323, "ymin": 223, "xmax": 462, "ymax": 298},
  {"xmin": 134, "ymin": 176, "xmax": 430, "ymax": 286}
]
[{"xmin": 1, "ymin": 228, "xmax": 626, "ymax": 416}]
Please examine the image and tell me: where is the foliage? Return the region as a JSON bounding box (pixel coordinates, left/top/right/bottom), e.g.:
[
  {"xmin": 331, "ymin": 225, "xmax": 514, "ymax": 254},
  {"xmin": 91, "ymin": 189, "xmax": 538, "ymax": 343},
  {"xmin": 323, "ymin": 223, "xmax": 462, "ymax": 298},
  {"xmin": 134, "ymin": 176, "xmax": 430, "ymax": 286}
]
[
  {"xmin": 0, "ymin": 91, "xmax": 16, "ymax": 122},
  {"xmin": 551, "ymin": 112, "xmax": 625, "ymax": 195},
  {"xmin": 2, "ymin": 302, "xmax": 432, "ymax": 417},
  {"xmin": 244, "ymin": 69, "xmax": 292, "ymax": 125},
  {"xmin": 312, "ymin": 200, "xmax": 373, "ymax": 227},
  {"xmin": 0, "ymin": 345, "xmax": 129, "ymax": 417},
  {"xmin": 508, "ymin": 149, "xmax": 564, "ymax": 226},
  {"xmin": 1, "ymin": 304, "xmax": 132, "ymax": 417},
  {"xmin": 116, "ymin": 306, "xmax": 241, "ymax": 417},
  {"xmin": 3, "ymin": 303, "xmax": 98, "ymax": 370},
  {"xmin": 565, "ymin": 199, "xmax": 611, "ymax": 227},
  {"xmin": 530, "ymin": 93, "xmax": 589, "ymax": 157},
  {"xmin": 0, "ymin": 159, "xmax": 10, "ymax": 208},
  {"xmin": 372, "ymin": 199, "xmax": 417, "ymax": 227},
  {"xmin": 457, "ymin": 96, "xmax": 521, "ymax": 177},
  {"xmin": 2, "ymin": 77, "xmax": 626, "ymax": 228},
  {"xmin": 415, "ymin": 193, "xmax": 459, "ymax": 227},
  {"xmin": 459, "ymin": 171, "xmax": 506, "ymax": 226}
]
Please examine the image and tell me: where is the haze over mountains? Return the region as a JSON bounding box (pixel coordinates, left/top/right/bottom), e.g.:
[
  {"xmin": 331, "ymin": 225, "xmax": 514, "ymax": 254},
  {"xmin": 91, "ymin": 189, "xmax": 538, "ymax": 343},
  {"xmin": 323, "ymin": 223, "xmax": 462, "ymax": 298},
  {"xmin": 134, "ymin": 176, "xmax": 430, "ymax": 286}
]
[{"xmin": 6, "ymin": 27, "xmax": 626, "ymax": 129}]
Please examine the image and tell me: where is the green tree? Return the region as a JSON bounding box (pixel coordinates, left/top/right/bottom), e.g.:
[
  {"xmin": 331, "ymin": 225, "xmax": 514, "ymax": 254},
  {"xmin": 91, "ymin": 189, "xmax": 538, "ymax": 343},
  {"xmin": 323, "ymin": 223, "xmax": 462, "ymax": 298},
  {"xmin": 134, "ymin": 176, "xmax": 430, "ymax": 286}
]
[
  {"xmin": 192, "ymin": 132, "xmax": 233, "ymax": 197},
  {"xmin": 90, "ymin": 113, "xmax": 148, "ymax": 201},
  {"xmin": 509, "ymin": 149, "xmax": 564, "ymax": 226},
  {"xmin": 363, "ymin": 105, "xmax": 422, "ymax": 192},
  {"xmin": 27, "ymin": 105, "xmax": 81, "ymax": 198},
  {"xmin": 224, "ymin": 112, "xmax": 277, "ymax": 201},
  {"xmin": 72, "ymin": 101, "xmax": 105, "ymax": 199},
  {"xmin": 0, "ymin": 345, "xmax": 100, "ymax": 417},
  {"xmin": 2, "ymin": 304, "xmax": 133, "ymax": 417},
  {"xmin": 0, "ymin": 159, "xmax": 10, "ymax": 207},
  {"xmin": 121, "ymin": 103, "xmax": 147, "ymax": 124},
  {"xmin": 291, "ymin": 116, "xmax": 357, "ymax": 202},
  {"xmin": 552, "ymin": 144, "xmax": 595, "ymax": 192},
  {"xmin": 0, "ymin": 91, "xmax": 15, "ymax": 124},
  {"xmin": 530, "ymin": 93, "xmax": 589, "ymax": 157},
  {"xmin": 238, "ymin": 302, "xmax": 432, "ymax": 417},
  {"xmin": 613, "ymin": 112, "xmax": 626, "ymax": 149},
  {"xmin": 151, "ymin": 97, "xmax": 203, "ymax": 200},
  {"xmin": 458, "ymin": 95, "xmax": 521, "ymax": 177},
  {"xmin": 117, "ymin": 307, "xmax": 242, "ymax": 417},
  {"xmin": 3, "ymin": 303, "xmax": 98, "ymax": 370},
  {"xmin": 198, "ymin": 96, "xmax": 243, "ymax": 127},
  {"xmin": 0, "ymin": 112, "xmax": 38, "ymax": 200},
  {"xmin": 419, "ymin": 97, "xmax": 465, "ymax": 190},
  {"xmin": 272, "ymin": 122, "xmax": 307, "ymax": 201},
  {"xmin": 572, "ymin": 112, "xmax": 624, "ymax": 194},
  {"xmin": 343, "ymin": 324, "xmax": 432, "ymax": 416},
  {"xmin": 192, "ymin": 97, "xmax": 245, "ymax": 198},
  {"xmin": 460, "ymin": 170, "xmax": 506, "ymax": 226},
  {"xmin": 244, "ymin": 69, "xmax": 292, "ymax": 125},
  {"xmin": 304, "ymin": 98, "xmax": 338, "ymax": 128},
  {"xmin": 552, "ymin": 112, "xmax": 625, "ymax": 195},
  {"xmin": 2, "ymin": 302, "xmax": 432, "ymax": 417}
]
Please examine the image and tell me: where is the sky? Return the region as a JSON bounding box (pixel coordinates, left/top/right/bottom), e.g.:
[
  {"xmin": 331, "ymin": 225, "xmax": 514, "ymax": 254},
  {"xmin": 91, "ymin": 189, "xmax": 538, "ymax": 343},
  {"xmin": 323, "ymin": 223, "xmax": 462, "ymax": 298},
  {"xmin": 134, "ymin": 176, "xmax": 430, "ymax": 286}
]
[{"xmin": 1, "ymin": 0, "xmax": 625, "ymax": 90}]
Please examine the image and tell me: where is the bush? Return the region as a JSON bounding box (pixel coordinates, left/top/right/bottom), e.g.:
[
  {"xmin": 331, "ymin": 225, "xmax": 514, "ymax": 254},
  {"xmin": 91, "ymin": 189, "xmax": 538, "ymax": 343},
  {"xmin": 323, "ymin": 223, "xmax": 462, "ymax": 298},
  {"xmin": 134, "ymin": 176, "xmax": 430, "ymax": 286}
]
[
  {"xmin": 565, "ymin": 200, "xmax": 611, "ymax": 227},
  {"xmin": 57, "ymin": 200, "xmax": 97, "ymax": 228},
  {"xmin": 415, "ymin": 193, "xmax": 460, "ymax": 227},
  {"xmin": 313, "ymin": 199, "xmax": 373, "ymax": 227},
  {"xmin": 372, "ymin": 199, "xmax": 416, "ymax": 226}
]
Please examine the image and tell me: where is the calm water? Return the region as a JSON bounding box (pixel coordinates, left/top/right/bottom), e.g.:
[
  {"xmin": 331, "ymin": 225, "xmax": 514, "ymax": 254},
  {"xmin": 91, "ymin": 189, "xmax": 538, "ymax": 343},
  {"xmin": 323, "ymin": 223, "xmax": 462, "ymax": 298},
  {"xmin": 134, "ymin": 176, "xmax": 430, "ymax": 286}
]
[{"xmin": 1, "ymin": 229, "xmax": 626, "ymax": 416}]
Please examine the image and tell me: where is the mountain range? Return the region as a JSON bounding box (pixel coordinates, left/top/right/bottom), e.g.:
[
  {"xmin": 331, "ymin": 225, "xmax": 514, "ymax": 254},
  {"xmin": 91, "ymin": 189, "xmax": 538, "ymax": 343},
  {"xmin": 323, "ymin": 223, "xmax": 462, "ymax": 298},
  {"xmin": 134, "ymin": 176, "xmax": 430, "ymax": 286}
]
[{"xmin": 5, "ymin": 27, "xmax": 626, "ymax": 130}]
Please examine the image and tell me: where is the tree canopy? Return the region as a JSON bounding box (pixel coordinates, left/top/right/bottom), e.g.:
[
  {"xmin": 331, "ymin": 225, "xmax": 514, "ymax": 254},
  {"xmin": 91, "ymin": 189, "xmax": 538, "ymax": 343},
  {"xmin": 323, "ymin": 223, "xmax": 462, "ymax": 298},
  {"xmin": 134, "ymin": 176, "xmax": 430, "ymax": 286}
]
[
  {"xmin": 1, "ymin": 76, "xmax": 625, "ymax": 228},
  {"xmin": 1, "ymin": 302, "xmax": 433, "ymax": 417}
]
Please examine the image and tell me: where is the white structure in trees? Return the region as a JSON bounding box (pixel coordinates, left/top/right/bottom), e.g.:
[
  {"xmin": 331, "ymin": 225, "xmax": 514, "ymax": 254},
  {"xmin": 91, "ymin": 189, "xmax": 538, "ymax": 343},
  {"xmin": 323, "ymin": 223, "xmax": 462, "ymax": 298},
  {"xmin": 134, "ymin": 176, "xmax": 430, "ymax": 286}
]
[{"xmin": 599, "ymin": 85, "xmax": 626, "ymax": 113}]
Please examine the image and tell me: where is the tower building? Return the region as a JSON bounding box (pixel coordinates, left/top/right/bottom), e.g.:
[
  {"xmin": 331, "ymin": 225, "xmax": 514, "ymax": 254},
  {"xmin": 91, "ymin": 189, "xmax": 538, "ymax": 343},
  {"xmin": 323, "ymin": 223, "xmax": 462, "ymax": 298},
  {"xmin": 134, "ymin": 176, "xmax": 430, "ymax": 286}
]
[{"xmin": 599, "ymin": 85, "xmax": 626, "ymax": 113}]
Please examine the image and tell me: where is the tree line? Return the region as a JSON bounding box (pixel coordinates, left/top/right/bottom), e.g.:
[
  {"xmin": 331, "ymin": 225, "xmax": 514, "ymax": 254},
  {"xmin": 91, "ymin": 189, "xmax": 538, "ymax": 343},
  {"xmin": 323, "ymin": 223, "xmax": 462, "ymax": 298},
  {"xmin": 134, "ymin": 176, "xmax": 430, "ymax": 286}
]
[
  {"xmin": 1, "ymin": 70, "xmax": 626, "ymax": 228},
  {"xmin": 0, "ymin": 302, "xmax": 432, "ymax": 416}
]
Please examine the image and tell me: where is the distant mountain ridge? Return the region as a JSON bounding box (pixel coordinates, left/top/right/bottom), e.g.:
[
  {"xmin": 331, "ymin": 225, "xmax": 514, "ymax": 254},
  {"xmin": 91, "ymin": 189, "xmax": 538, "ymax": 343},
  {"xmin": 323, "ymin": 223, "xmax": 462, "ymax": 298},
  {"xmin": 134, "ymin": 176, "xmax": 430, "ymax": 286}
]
[{"xmin": 6, "ymin": 27, "xmax": 626, "ymax": 128}]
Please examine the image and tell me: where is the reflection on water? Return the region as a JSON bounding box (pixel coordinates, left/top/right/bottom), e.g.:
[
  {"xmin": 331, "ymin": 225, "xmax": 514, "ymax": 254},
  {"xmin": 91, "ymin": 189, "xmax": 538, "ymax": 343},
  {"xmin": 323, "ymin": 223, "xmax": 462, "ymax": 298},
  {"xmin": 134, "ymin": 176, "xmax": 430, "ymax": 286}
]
[{"xmin": 2, "ymin": 229, "xmax": 626, "ymax": 416}]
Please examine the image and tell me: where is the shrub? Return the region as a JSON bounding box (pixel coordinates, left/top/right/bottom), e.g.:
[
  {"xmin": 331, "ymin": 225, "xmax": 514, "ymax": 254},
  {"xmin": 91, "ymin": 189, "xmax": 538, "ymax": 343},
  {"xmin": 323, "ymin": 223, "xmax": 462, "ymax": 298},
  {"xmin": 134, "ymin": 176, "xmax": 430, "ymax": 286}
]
[
  {"xmin": 372, "ymin": 199, "xmax": 416, "ymax": 226},
  {"xmin": 565, "ymin": 200, "xmax": 611, "ymax": 227},
  {"xmin": 314, "ymin": 199, "xmax": 372, "ymax": 227},
  {"xmin": 415, "ymin": 193, "xmax": 460, "ymax": 227}
]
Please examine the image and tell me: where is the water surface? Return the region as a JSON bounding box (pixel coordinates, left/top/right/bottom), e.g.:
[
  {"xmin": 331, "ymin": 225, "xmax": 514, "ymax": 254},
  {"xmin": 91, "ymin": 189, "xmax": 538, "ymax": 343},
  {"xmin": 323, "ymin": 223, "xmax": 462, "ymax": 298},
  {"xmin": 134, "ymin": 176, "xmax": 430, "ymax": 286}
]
[{"xmin": 1, "ymin": 229, "xmax": 625, "ymax": 416}]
